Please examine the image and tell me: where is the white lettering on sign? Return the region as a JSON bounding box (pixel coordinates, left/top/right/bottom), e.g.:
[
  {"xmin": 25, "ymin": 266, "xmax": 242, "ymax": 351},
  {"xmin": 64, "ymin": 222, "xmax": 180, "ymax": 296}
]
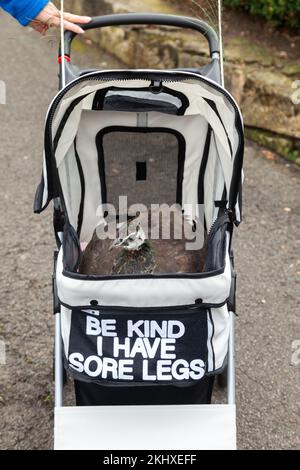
[
  {"xmin": 97, "ymin": 336, "xmax": 103, "ymax": 357},
  {"xmin": 127, "ymin": 320, "xmax": 185, "ymax": 339},
  {"xmin": 69, "ymin": 318, "xmax": 206, "ymax": 382},
  {"xmin": 69, "ymin": 352, "xmax": 84, "ymax": 373},
  {"xmin": 86, "ymin": 316, "xmax": 117, "ymax": 337},
  {"xmin": 113, "ymin": 337, "xmax": 131, "ymax": 357}
]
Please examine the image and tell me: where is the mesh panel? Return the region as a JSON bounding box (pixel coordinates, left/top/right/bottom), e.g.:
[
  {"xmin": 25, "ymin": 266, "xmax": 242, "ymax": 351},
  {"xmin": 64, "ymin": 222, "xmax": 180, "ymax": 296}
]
[{"xmin": 97, "ymin": 129, "xmax": 185, "ymax": 211}]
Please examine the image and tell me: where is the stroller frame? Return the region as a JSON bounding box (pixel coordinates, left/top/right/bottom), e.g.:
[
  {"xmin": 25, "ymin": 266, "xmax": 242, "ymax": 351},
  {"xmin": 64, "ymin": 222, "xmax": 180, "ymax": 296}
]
[{"xmin": 45, "ymin": 13, "xmax": 239, "ymax": 450}]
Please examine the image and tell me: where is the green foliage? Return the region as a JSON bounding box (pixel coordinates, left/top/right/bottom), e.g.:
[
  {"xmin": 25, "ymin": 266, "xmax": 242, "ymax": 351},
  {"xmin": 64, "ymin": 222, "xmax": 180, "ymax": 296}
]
[{"xmin": 224, "ymin": 0, "xmax": 300, "ymax": 28}]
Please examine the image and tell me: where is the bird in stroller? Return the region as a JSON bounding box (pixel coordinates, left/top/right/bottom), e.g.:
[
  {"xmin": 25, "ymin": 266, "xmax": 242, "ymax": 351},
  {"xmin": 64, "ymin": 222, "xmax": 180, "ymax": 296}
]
[
  {"xmin": 79, "ymin": 206, "xmax": 207, "ymax": 276},
  {"xmin": 79, "ymin": 218, "xmax": 156, "ymax": 276}
]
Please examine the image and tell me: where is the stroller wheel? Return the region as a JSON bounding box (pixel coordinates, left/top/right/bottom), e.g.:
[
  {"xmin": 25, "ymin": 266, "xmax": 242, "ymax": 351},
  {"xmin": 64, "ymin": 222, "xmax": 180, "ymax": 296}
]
[{"xmin": 217, "ymin": 367, "xmax": 228, "ymax": 389}]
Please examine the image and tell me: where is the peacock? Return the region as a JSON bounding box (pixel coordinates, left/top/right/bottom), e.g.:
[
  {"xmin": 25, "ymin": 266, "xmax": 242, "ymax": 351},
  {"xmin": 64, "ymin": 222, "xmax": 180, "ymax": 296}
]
[
  {"xmin": 111, "ymin": 223, "xmax": 157, "ymax": 275},
  {"xmin": 79, "ymin": 207, "xmax": 207, "ymax": 276}
]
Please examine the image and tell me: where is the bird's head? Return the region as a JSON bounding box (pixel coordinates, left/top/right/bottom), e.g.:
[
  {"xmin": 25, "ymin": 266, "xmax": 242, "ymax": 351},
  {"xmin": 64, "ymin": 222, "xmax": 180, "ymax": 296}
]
[{"xmin": 110, "ymin": 223, "xmax": 146, "ymax": 251}]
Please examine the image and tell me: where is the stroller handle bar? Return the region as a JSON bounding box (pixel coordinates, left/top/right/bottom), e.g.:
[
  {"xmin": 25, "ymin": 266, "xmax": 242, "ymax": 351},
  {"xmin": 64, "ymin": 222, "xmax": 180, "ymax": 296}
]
[{"xmin": 62, "ymin": 13, "xmax": 220, "ymax": 59}]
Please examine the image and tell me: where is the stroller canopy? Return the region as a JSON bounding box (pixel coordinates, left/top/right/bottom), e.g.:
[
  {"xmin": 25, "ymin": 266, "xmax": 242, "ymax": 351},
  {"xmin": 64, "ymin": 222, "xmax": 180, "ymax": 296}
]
[{"xmin": 36, "ymin": 70, "xmax": 244, "ymax": 243}]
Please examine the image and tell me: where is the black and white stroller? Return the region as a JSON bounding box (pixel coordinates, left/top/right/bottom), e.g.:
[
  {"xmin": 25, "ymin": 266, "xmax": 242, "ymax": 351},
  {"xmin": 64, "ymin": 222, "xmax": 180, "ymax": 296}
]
[{"xmin": 35, "ymin": 13, "xmax": 244, "ymax": 450}]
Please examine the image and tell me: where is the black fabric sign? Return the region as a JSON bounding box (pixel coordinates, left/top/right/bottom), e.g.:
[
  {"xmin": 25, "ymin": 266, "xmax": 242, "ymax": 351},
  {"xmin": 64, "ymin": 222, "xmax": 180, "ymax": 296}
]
[{"xmin": 67, "ymin": 307, "xmax": 208, "ymax": 386}]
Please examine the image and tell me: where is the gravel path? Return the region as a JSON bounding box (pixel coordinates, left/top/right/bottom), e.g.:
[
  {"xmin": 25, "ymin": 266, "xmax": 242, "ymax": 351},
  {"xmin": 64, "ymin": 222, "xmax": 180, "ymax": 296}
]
[{"xmin": 0, "ymin": 12, "xmax": 299, "ymax": 450}]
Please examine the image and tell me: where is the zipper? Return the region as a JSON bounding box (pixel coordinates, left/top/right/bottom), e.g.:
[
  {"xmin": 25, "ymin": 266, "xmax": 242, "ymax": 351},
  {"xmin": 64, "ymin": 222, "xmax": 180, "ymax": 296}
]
[
  {"xmin": 46, "ymin": 69, "xmax": 244, "ymax": 154},
  {"xmin": 207, "ymin": 209, "xmax": 233, "ymax": 245},
  {"xmin": 62, "ymin": 300, "xmax": 226, "ymax": 314}
]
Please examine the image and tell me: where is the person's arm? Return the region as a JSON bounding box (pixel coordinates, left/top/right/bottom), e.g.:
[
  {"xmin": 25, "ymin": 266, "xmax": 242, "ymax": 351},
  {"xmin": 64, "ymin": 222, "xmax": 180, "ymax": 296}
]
[
  {"xmin": 0, "ymin": 0, "xmax": 50, "ymax": 26},
  {"xmin": 0, "ymin": 1, "xmax": 91, "ymax": 33}
]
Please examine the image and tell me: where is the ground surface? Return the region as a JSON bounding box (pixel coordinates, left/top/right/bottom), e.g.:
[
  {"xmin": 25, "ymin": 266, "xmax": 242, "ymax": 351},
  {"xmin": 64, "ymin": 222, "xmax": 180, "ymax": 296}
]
[{"xmin": 0, "ymin": 12, "xmax": 299, "ymax": 450}]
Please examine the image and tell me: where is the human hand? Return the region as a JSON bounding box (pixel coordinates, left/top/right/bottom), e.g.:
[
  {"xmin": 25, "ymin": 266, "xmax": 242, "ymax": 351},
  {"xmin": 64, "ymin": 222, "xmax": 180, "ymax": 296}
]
[{"xmin": 30, "ymin": 2, "xmax": 91, "ymax": 35}]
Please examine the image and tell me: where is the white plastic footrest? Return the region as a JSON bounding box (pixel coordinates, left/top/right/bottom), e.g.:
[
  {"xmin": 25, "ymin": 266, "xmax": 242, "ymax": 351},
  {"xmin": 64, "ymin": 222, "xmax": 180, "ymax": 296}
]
[{"xmin": 54, "ymin": 404, "xmax": 236, "ymax": 450}]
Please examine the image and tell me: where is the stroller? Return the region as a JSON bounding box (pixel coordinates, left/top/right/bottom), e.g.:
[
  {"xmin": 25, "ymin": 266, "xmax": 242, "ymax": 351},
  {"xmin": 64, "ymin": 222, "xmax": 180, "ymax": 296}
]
[{"xmin": 35, "ymin": 13, "xmax": 244, "ymax": 450}]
